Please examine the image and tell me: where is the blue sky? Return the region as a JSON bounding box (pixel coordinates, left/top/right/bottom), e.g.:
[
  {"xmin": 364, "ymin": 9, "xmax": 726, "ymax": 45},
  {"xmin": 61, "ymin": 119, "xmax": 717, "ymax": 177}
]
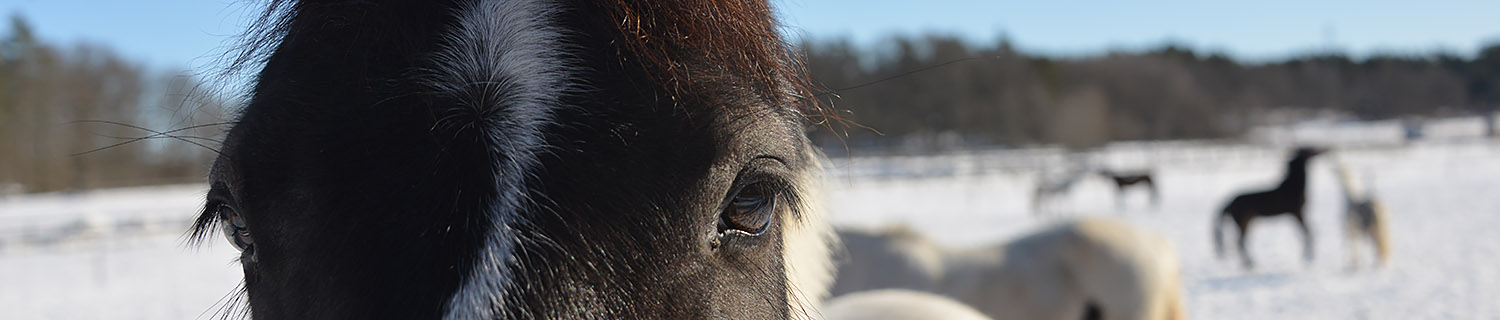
[
  {"xmin": 3, "ymin": 0, "xmax": 259, "ymax": 71},
  {"xmin": 5, "ymin": 0, "xmax": 1500, "ymax": 72}
]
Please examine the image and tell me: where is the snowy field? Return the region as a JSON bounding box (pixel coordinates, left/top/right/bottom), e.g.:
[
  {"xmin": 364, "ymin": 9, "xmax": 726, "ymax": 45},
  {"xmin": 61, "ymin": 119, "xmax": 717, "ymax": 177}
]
[
  {"xmin": 823, "ymin": 141, "xmax": 1500, "ymax": 319},
  {"xmin": 1, "ymin": 118, "xmax": 1497, "ymax": 319},
  {"xmin": 0, "ymin": 184, "xmax": 243, "ymax": 319}
]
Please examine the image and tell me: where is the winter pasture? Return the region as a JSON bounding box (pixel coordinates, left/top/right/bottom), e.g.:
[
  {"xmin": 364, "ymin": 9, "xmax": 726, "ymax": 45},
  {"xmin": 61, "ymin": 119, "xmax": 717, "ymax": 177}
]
[{"xmin": 1, "ymin": 117, "xmax": 1497, "ymax": 319}]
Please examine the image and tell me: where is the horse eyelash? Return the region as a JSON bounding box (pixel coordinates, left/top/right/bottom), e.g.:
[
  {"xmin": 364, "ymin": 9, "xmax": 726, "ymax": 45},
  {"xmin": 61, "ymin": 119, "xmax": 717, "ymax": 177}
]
[{"xmin": 187, "ymin": 201, "xmax": 224, "ymax": 247}]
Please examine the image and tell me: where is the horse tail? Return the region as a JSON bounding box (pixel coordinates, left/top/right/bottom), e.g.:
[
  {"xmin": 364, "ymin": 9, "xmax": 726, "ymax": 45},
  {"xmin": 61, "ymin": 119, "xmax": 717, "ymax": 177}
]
[{"xmin": 1371, "ymin": 201, "xmax": 1393, "ymax": 265}]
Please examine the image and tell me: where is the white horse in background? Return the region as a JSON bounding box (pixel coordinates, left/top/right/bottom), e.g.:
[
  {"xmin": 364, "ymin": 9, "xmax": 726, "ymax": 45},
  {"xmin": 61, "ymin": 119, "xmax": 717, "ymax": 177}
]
[{"xmin": 830, "ymin": 217, "xmax": 1186, "ymax": 320}]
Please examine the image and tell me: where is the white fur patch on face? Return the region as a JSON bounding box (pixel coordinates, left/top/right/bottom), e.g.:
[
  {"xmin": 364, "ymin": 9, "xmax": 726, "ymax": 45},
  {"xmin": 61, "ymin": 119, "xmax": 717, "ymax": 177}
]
[{"xmin": 432, "ymin": 0, "xmax": 572, "ymax": 318}]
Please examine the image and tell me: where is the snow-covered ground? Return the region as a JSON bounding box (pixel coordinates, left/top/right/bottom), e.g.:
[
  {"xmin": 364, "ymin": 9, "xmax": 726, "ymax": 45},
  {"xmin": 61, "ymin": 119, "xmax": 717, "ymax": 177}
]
[
  {"xmin": 1, "ymin": 118, "xmax": 1496, "ymax": 319},
  {"xmin": 0, "ymin": 185, "xmax": 243, "ymax": 320}
]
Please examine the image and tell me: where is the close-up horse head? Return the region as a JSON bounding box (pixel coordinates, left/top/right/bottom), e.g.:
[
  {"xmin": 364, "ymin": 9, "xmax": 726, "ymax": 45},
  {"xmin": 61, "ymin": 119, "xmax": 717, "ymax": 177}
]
[
  {"xmin": 189, "ymin": 0, "xmax": 834, "ymax": 318},
  {"xmin": 11, "ymin": 1, "xmax": 1494, "ymax": 319}
]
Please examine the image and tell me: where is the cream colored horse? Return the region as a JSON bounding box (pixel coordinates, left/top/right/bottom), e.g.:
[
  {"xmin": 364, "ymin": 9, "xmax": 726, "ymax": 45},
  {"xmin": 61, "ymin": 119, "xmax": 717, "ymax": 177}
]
[{"xmin": 830, "ymin": 217, "xmax": 1186, "ymax": 320}]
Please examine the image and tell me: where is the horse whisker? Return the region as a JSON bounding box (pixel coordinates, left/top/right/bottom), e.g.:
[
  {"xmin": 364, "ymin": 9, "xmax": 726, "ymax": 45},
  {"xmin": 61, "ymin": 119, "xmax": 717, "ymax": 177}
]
[{"xmin": 67, "ymin": 120, "xmax": 232, "ymax": 156}]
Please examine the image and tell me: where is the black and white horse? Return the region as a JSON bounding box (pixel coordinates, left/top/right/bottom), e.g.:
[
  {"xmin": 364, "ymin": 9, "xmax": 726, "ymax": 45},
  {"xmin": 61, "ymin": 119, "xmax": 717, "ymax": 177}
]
[
  {"xmin": 1332, "ymin": 157, "xmax": 1391, "ymax": 269},
  {"xmin": 191, "ymin": 0, "xmax": 838, "ymax": 318}
]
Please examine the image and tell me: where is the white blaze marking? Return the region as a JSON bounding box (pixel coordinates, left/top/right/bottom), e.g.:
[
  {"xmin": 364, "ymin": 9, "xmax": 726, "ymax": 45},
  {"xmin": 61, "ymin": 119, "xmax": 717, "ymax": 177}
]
[{"xmin": 433, "ymin": 0, "xmax": 571, "ymax": 318}]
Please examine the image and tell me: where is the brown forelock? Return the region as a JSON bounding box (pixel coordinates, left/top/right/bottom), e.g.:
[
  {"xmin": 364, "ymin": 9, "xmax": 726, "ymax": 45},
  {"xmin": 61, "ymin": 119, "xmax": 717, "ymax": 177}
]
[{"xmin": 599, "ymin": 0, "xmax": 828, "ymax": 121}]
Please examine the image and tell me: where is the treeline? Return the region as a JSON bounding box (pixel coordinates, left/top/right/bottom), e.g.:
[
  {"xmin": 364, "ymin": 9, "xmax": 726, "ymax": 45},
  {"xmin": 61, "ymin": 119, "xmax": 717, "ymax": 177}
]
[
  {"xmin": 802, "ymin": 35, "xmax": 1500, "ymax": 150},
  {"xmin": 5, "ymin": 13, "xmax": 1500, "ymax": 190},
  {"xmin": 0, "ymin": 16, "xmax": 227, "ymax": 193}
]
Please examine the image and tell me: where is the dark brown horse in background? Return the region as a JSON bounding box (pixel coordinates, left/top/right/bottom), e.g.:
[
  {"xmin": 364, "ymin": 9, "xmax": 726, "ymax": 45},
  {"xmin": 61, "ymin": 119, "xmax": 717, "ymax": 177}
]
[
  {"xmin": 1098, "ymin": 169, "xmax": 1160, "ymax": 209},
  {"xmin": 1213, "ymin": 147, "xmax": 1324, "ymax": 269}
]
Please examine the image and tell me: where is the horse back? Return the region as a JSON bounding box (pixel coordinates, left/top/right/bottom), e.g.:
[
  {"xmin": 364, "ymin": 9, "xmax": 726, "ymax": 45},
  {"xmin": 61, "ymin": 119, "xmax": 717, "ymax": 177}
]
[
  {"xmin": 1056, "ymin": 218, "xmax": 1183, "ymax": 320},
  {"xmin": 1225, "ymin": 188, "xmax": 1305, "ymax": 217}
]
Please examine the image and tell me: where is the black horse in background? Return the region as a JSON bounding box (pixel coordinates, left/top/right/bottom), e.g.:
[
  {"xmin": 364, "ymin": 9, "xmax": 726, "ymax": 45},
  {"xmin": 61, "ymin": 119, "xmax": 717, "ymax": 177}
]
[{"xmin": 1214, "ymin": 147, "xmax": 1325, "ymax": 269}]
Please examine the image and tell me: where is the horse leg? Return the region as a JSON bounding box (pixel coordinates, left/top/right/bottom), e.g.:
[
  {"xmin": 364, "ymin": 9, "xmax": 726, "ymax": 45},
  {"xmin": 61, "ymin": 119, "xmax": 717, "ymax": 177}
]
[
  {"xmin": 1032, "ymin": 191, "xmax": 1043, "ymax": 216},
  {"xmin": 1148, "ymin": 182, "xmax": 1161, "ymax": 209},
  {"xmin": 1235, "ymin": 215, "xmax": 1254, "ymax": 269},
  {"xmin": 1350, "ymin": 216, "xmax": 1362, "ymax": 268},
  {"xmin": 1213, "ymin": 212, "xmax": 1226, "ymax": 259},
  {"xmin": 1344, "ymin": 212, "xmax": 1360, "ymax": 269},
  {"xmin": 1115, "ymin": 189, "xmax": 1125, "ymax": 211},
  {"xmin": 1294, "ymin": 212, "xmax": 1314, "ymax": 264}
]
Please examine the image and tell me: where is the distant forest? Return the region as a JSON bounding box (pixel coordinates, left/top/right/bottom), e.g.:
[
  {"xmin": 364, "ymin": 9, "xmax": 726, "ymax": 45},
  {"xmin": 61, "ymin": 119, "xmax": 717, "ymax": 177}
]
[
  {"xmin": 801, "ymin": 35, "xmax": 1500, "ymax": 150},
  {"xmin": 1, "ymin": 16, "xmax": 226, "ymax": 192}
]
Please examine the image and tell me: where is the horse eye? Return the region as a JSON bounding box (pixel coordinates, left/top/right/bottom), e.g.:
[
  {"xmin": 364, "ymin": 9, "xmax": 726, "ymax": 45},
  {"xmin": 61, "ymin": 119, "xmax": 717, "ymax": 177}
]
[
  {"xmin": 218, "ymin": 205, "xmax": 254, "ymax": 252},
  {"xmin": 722, "ymin": 183, "xmax": 776, "ymax": 235}
]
